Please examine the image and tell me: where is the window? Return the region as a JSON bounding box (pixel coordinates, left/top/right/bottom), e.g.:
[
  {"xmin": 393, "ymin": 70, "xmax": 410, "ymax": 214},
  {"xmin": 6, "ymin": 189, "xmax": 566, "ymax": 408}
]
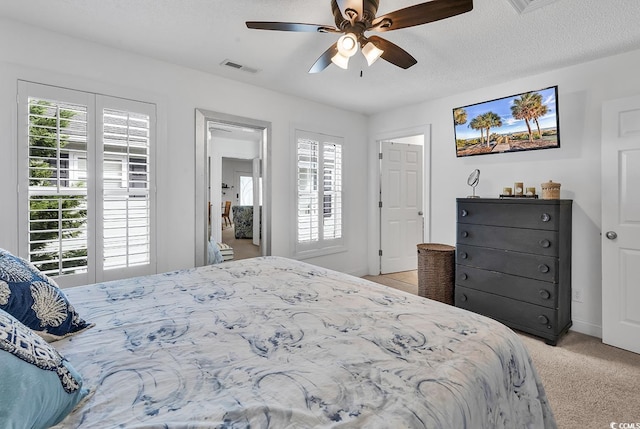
[
  {"xmin": 18, "ymin": 82, "xmax": 156, "ymax": 287},
  {"xmin": 295, "ymin": 129, "xmax": 343, "ymax": 256}
]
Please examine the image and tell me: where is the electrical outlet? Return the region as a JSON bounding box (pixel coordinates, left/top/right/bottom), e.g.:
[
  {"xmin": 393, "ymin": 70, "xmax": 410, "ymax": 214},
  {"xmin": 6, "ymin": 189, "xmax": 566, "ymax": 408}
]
[{"xmin": 572, "ymin": 289, "xmax": 583, "ymax": 303}]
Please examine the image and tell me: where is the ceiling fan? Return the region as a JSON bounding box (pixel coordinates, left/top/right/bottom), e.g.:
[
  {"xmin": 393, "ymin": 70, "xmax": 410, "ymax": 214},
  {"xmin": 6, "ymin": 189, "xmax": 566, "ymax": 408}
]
[{"xmin": 246, "ymin": 0, "xmax": 473, "ymax": 73}]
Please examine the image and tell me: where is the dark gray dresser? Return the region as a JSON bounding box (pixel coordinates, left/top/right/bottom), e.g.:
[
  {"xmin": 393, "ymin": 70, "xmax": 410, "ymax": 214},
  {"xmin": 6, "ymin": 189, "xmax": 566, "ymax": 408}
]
[{"xmin": 455, "ymin": 198, "xmax": 572, "ymax": 345}]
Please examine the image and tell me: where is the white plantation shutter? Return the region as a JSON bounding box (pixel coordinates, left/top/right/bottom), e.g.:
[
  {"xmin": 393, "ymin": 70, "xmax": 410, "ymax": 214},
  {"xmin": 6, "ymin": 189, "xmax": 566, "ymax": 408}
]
[
  {"xmin": 26, "ymin": 97, "xmax": 90, "ymax": 278},
  {"xmin": 101, "ymin": 108, "xmax": 151, "ymax": 270},
  {"xmin": 297, "ymin": 136, "xmax": 319, "ymax": 243},
  {"xmin": 322, "ymin": 143, "xmax": 342, "ymax": 240},
  {"xmin": 295, "ymin": 130, "xmax": 344, "ymax": 256},
  {"xmin": 18, "ymin": 82, "xmax": 156, "ymax": 287}
]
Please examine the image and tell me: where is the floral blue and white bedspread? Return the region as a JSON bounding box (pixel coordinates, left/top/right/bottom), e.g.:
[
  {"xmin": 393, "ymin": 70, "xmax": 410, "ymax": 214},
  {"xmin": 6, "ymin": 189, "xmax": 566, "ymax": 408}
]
[{"xmin": 53, "ymin": 256, "xmax": 556, "ymax": 428}]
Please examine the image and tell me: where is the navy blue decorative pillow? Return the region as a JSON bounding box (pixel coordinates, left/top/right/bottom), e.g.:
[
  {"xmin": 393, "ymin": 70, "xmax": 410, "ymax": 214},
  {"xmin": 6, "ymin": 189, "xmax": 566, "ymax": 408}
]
[
  {"xmin": 0, "ymin": 308, "xmax": 89, "ymax": 427},
  {"xmin": 0, "ymin": 248, "xmax": 93, "ymax": 342}
]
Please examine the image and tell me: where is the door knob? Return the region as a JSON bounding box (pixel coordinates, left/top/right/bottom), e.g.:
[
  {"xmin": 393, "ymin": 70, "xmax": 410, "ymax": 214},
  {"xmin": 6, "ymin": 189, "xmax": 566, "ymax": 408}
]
[
  {"xmin": 605, "ymin": 231, "xmax": 617, "ymax": 240},
  {"xmin": 418, "ymin": 211, "xmax": 423, "ymax": 216}
]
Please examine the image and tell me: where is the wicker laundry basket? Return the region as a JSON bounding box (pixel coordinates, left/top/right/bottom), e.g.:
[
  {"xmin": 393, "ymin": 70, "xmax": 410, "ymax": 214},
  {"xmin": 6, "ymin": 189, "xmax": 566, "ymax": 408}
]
[{"xmin": 417, "ymin": 243, "xmax": 455, "ymax": 305}]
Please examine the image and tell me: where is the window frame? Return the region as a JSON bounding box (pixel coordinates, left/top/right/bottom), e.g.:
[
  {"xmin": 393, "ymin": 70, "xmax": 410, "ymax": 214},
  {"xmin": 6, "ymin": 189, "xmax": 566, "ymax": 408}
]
[
  {"xmin": 293, "ymin": 128, "xmax": 345, "ymax": 259},
  {"xmin": 17, "ymin": 81, "xmax": 156, "ymax": 287}
]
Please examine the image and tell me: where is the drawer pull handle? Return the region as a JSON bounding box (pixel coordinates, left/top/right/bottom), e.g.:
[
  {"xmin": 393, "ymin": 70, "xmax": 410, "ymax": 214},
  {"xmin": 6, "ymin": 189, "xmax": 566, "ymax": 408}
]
[
  {"xmin": 539, "ymin": 289, "xmax": 551, "ymax": 299},
  {"xmin": 460, "ymin": 252, "xmax": 468, "ymax": 259},
  {"xmin": 538, "ymin": 264, "xmax": 550, "ymax": 273},
  {"xmin": 461, "ymin": 273, "xmax": 468, "ymax": 280},
  {"xmin": 459, "ymin": 294, "xmax": 468, "ymax": 302},
  {"xmin": 461, "ymin": 209, "xmax": 468, "ymax": 217},
  {"xmin": 537, "ymin": 315, "xmax": 549, "ymax": 324},
  {"xmin": 461, "ymin": 231, "xmax": 469, "ymax": 238},
  {"xmin": 541, "ymin": 213, "xmax": 551, "ymax": 222},
  {"xmin": 539, "ymin": 239, "xmax": 551, "ymax": 248}
]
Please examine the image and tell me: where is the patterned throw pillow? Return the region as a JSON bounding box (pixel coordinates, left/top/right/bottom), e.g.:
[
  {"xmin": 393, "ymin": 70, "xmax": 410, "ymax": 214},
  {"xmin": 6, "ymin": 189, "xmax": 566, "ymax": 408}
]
[
  {"xmin": 0, "ymin": 248, "xmax": 93, "ymax": 342},
  {"xmin": 0, "ymin": 309, "xmax": 89, "ymax": 427}
]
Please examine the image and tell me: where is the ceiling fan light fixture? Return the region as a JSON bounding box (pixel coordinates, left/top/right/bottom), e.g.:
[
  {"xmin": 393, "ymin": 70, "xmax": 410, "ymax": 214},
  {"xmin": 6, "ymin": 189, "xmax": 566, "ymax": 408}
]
[
  {"xmin": 362, "ymin": 41, "xmax": 384, "ymax": 66},
  {"xmin": 247, "ymin": 0, "xmax": 474, "ymax": 73},
  {"xmin": 331, "ymin": 52, "xmax": 350, "ymax": 69},
  {"xmin": 336, "ymin": 33, "xmax": 358, "ymax": 58}
]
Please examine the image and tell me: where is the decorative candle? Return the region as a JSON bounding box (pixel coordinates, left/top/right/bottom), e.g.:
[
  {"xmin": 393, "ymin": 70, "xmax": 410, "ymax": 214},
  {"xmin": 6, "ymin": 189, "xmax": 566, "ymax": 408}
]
[
  {"xmin": 526, "ymin": 187, "xmax": 536, "ymax": 196},
  {"xmin": 503, "ymin": 187, "xmax": 512, "ymax": 196}
]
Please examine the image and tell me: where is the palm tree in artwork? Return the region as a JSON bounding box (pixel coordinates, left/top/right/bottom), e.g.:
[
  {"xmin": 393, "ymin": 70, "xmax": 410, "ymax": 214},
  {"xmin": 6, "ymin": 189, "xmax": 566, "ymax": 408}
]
[
  {"xmin": 469, "ymin": 116, "xmax": 485, "ymax": 145},
  {"xmin": 480, "ymin": 111, "xmax": 502, "ymax": 147},
  {"xmin": 454, "ymin": 108, "xmax": 468, "ymax": 126},
  {"xmin": 511, "ymin": 92, "xmax": 537, "ymax": 142},
  {"xmin": 529, "ymin": 92, "xmax": 548, "ymax": 140}
]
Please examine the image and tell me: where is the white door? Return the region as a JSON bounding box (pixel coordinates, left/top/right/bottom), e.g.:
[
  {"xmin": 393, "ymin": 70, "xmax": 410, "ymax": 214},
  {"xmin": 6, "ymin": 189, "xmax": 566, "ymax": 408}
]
[
  {"xmin": 602, "ymin": 94, "xmax": 640, "ymax": 354},
  {"xmin": 380, "ymin": 141, "xmax": 423, "ymax": 274},
  {"xmin": 252, "ymin": 158, "xmax": 261, "ymax": 247}
]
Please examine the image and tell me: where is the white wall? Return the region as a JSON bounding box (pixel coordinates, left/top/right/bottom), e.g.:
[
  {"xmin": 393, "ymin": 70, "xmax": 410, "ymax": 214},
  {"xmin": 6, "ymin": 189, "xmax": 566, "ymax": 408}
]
[
  {"xmin": 369, "ymin": 48, "xmax": 640, "ymax": 337},
  {"xmin": 0, "ymin": 18, "xmax": 370, "ymax": 277}
]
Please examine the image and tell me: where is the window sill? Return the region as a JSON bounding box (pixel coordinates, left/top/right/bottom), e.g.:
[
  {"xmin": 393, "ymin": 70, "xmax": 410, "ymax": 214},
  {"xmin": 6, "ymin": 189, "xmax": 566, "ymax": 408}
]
[{"xmin": 294, "ymin": 244, "xmax": 347, "ymax": 260}]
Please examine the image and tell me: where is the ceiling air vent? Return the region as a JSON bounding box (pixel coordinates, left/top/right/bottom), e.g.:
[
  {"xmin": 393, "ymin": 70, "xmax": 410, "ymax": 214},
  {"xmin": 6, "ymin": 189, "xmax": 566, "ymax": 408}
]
[
  {"xmin": 507, "ymin": 0, "xmax": 560, "ymax": 14},
  {"xmin": 220, "ymin": 59, "xmax": 260, "ymax": 74}
]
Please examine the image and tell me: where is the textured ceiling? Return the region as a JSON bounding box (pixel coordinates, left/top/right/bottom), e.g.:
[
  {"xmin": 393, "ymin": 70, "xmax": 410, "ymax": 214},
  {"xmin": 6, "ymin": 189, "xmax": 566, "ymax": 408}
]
[{"xmin": 2, "ymin": 0, "xmax": 640, "ymax": 115}]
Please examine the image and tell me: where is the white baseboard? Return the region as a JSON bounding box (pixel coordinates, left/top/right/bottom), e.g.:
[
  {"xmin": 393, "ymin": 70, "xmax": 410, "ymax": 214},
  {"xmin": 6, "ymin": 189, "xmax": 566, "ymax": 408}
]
[
  {"xmin": 345, "ymin": 267, "xmax": 370, "ymax": 278},
  {"xmin": 570, "ymin": 319, "xmax": 602, "ymax": 339}
]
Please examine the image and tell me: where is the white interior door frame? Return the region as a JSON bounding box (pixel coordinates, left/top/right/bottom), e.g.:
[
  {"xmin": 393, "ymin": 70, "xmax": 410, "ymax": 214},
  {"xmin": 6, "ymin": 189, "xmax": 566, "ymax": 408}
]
[
  {"xmin": 368, "ymin": 125, "xmax": 431, "ymax": 275},
  {"xmin": 195, "ymin": 109, "xmax": 271, "ymax": 266}
]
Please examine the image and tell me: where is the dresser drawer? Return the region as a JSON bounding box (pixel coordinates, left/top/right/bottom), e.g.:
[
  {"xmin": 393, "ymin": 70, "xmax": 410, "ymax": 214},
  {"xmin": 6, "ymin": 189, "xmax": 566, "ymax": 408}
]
[
  {"xmin": 457, "ymin": 224, "xmax": 559, "ymax": 256},
  {"xmin": 458, "ymin": 201, "xmax": 560, "ymax": 230},
  {"xmin": 455, "ymin": 265, "xmax": 558, "ymax": 308},
  {"xmin": 455, "ymin": 286, "xmax": 558, "ymax": 336},
  {"xmin": 456, "ymin": 244, "xmax": 558, "ymax": 282}
]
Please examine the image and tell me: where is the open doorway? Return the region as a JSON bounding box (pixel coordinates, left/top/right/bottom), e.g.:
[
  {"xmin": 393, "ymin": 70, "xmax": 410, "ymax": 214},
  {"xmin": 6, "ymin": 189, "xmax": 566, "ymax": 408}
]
[
  {"xmin": 194, "ymin": 109, "xmax": 271, "ymax": 267},
  {"xmin": 219, "ymin": 156, "xmax": 262, "ymax": 261},
  {"xmin": 374, "ymin": 126, "xmax": 431, "ymax": 275}
]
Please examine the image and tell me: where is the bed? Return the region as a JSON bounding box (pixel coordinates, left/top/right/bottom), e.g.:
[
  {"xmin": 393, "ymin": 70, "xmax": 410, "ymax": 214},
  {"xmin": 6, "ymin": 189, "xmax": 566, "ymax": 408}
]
[{"xmin": 46, "ymin": 256, "xmax": 555, "ymax": 428}]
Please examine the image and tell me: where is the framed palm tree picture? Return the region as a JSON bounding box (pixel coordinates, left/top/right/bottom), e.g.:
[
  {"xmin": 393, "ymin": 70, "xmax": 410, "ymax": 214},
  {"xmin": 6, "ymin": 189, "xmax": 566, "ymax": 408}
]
[{"xmin": 453, "ymin": 86, "xmax": 560, "ymax": 157}]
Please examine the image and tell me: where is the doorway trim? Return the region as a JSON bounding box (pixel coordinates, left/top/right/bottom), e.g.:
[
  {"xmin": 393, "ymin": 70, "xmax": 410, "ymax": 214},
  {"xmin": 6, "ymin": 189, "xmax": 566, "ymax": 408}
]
[
  {"xmin": 195, "ymin": 108, "xmax": 271, "ymax": 267},
  {"xmin": 368, "ymin": 125, "xmax": 431, "ymax": 275}
]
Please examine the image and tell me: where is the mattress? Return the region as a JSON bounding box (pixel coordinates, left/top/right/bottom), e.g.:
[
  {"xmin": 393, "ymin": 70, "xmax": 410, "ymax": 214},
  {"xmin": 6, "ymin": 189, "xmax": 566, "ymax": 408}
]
[{"xmin": 53, "ymin": 256, "xmax": 555, "ymax": 428}]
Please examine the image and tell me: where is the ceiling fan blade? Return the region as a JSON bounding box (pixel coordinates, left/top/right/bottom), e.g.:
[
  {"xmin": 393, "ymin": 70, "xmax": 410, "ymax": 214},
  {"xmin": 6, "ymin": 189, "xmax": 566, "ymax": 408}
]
[
  {"xmin": 335, "ymin": 0, "xmax": 363, "ymax": 21},
  {"xmin": 368, "ymin": 36, "xmax": 417, "ymax": 69},
  {"xmin": 308, "ymin": 43, "xmax": 339, "ymax": 74},
  {"xmin": 246, "ymin": 21, "xmax": 339, "ymax": 33},
  {"xmin": 371, "ymin": 0, "xmax": 473, "ymax": 32}
]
